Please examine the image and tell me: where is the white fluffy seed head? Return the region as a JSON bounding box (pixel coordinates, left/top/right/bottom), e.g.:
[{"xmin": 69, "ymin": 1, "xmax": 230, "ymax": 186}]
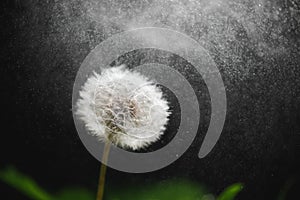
[{"xmin": 76, "ymin": 65, "xmax": 170, "ymax": 150}]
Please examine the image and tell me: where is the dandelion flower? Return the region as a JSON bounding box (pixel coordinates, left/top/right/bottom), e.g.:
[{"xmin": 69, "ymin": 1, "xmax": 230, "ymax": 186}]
[{"xmin": 76, "ymin": 65, "xmax": 170, "ymax": 150}]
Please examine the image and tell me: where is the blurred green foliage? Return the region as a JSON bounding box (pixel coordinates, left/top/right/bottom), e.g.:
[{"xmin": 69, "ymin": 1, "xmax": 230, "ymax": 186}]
[
  {"xmin": 0, "ymin": 166, "xmax": 97, "ymax": 200},
  {"xmin": 55, "ymin": 188, "xmax": 94, "ymax": 200},
  {"xmin": 0, "ymin": 166, "xmax": 243, "ymax": 200},
  {"xmin": 0, "ymin": 166, "xmax": 53, "ymax": 200},
  {"xmin": 106, "ymin": 180, "xmax": 206, "ymax": 200},
  {"xmin": 277, "ymin": 178, "xmax": 296, "ymax": 200},
  {"xmin": 217, "ymin": 183, "xmax": 243, "ymax": 200}
]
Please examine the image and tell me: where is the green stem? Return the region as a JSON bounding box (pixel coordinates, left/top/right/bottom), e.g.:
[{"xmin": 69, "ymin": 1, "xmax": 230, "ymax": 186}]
[{"xmin": 96, "ymin": 141, "xmax": 111, "ymax": 200}]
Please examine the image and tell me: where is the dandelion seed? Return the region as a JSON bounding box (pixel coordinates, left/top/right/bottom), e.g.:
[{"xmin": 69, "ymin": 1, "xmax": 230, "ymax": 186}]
[{"xmin": 75, "ymin": 65, "xmax": 170, "ymax": 150}]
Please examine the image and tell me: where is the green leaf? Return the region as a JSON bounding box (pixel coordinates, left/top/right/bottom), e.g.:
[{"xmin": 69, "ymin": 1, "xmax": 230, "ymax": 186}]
[
  {"xmin": 0, "ymin": 166, "xmax": 245, "ymax": 200},
  {"xmin": 55, "ymin": 188, "xmax": 94, "ymax": 200},
  {"xmin": 277, "ymin": 179, "xmax": 295, "ymax": 200},
  {"xmin": 106, "ymin": 179, "xmax": 207, "ymax": 200},
  {"xmin": 217, "ymin": 183, "xmax": 243, "ymax": 200},
  {"xmin": 0, "ymin": 166, "xmax": 53, "ymax": 200}
]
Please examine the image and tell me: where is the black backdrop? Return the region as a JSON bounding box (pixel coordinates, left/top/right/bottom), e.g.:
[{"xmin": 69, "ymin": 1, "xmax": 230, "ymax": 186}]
[{"xmin": 1, "ymin": 1, "xmax": 300, "ymax": 200}]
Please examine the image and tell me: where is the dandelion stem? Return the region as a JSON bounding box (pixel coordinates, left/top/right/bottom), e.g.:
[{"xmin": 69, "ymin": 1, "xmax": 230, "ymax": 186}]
[{"xmin": 96, "ymin": 141, "xmax": 111, "ymax": 200}]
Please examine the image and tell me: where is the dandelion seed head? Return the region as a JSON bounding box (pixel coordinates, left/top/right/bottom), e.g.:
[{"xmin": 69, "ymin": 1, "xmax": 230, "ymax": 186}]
[{"xmin": 76, "ymin": 65, "xmax": 170, "ymax": 150}]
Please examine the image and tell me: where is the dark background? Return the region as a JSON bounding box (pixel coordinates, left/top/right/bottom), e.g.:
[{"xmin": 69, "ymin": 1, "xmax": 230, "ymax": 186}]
[{"xmin": 1, "ymin": 0, "xmax": 300, "ymax": 199}]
